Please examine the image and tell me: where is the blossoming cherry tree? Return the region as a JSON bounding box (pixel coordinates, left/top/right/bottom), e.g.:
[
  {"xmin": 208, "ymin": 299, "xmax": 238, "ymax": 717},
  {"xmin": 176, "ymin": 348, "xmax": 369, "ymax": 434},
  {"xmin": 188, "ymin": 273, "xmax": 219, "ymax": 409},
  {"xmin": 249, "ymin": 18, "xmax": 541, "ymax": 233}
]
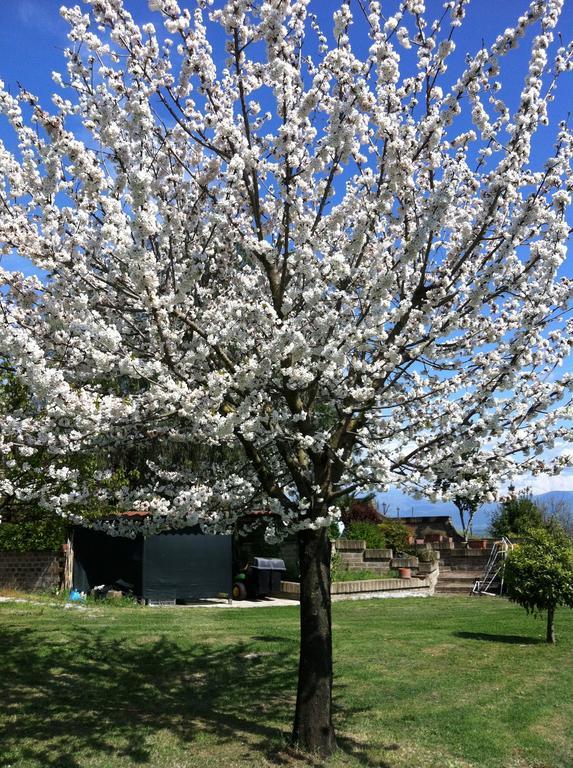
[{"xmin": 1, "ymin": 0, "xmax": 572, "ymax": 754}]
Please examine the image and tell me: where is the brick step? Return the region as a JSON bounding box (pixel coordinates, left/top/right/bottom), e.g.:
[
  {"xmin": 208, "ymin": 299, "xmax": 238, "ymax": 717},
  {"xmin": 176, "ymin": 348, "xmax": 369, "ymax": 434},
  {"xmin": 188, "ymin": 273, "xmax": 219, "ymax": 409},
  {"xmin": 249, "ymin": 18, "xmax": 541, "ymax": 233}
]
[
  {"xmin": 437, "ymin": 581, "xmax": 478, "ymax": 592},
  {"xmin": 438, "ymin": 574, "xmax": 480, "ymax": 583},
  {"xmin": 441, "ymin": 548, "xmax": 493, "ymax": 556},
  {"xmin": 439, "ymin": 569, "xmax": 483, "ymax": 578},
  {"xmin": 440, "ymin": 551, "xmax": 491, "ymax": 558},
  {"xmin": 440, "ymin": 561, "xmax": 490, "ymax": 568},
  {"xmin": 435, "ymin": 585, "xmax": 475, "ymax": 594}
]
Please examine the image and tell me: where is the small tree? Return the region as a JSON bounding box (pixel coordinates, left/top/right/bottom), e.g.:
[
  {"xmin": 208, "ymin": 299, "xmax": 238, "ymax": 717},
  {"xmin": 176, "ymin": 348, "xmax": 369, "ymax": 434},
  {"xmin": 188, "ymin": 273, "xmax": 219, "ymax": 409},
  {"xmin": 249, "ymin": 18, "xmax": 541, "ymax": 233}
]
[
  {"xmin": 489, "ymin": 489, "xmax": 544, "ymax": 538},
  {"xmin": 453, "ymin": 494, "xmax": 481, "ymax": 541},
  {"xmin": 504, "ymin": 523, "xmax": 573, "ymax": 644},
  {"xmin": 341, "ymin": 497, "xmax": 382, "ymax": 526},
  {"xmin": 434, "ymin": 451, "xmax": 499, "ymax": 541},
  {"xmin": 377, "ymin": 518, "xmax": 411, "ymax": 552},
  {"xmin": 539, "ymin": 496, "xmax": 573, "ymax": 537}
]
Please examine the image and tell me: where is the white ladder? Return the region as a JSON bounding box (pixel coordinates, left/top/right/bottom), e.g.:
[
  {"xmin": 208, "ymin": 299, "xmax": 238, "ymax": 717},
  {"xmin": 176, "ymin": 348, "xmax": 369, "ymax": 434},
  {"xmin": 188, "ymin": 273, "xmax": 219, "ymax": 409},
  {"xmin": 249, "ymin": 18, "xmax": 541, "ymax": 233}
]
[{"xmin": 472, "ymin": 537, "xmax": 514, "ymax": 596}]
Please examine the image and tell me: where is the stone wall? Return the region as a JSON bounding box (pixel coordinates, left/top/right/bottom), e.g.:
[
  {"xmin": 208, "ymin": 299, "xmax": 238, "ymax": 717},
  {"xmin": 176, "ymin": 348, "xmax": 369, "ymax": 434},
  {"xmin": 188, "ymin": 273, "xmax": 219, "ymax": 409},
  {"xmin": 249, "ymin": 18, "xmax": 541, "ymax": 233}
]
[
  {"xmin": 0, "ymin": 551, "xmax": 63, "ymax": 591},
  {"xmin": 335, "ymin": 538, "xmax": 420, "ymax": 574},
  {"xmin": 280, "ymin": 565, "xmax": 439, "ymax": 601}
]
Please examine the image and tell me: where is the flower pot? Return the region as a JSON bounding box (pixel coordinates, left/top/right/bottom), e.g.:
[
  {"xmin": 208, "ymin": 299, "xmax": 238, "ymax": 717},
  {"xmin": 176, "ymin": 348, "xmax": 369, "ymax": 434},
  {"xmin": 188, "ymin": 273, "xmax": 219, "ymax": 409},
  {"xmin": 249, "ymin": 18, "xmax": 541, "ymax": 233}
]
[{"xmin": 399, "ymin": 567, "xmax": 411, "ymax": 579}]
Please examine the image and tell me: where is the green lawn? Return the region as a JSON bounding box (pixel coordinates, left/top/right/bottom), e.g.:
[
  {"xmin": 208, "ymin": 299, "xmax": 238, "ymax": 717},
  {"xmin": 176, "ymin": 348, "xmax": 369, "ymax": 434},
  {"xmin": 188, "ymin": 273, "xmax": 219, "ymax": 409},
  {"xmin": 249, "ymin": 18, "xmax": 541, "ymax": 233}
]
[{"xmin": 0, "ymin": 595, "xmax": 571, "ymax": 768}]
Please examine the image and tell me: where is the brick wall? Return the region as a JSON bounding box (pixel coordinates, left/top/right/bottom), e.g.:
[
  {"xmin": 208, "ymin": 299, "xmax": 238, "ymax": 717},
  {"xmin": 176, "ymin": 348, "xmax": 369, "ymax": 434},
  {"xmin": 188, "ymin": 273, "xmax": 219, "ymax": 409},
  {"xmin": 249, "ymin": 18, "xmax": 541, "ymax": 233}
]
[{"xmin": 0, "ymin": 551, "xmax": 63, "ymax": 591}]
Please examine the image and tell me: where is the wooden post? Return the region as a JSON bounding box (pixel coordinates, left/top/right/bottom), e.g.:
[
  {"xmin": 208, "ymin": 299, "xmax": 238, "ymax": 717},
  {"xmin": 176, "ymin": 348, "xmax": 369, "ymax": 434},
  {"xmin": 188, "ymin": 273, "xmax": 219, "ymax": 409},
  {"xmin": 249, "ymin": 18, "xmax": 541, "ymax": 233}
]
[{"xmin": 63, "ymin": 529, "xmax": 74, "ymax": 591}]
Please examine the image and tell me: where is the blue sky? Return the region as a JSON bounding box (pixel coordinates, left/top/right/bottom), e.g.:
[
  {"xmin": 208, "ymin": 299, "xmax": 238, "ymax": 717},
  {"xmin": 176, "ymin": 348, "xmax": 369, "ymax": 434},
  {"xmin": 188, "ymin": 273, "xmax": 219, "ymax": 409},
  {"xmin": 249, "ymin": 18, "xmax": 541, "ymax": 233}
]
[
  {"xmin": 1, "ymin": 0, "xmax": 572, "ymax": 511},
  {"xmin": 1, "ymin": 0, "xmax": 572, "ymax": 158}
]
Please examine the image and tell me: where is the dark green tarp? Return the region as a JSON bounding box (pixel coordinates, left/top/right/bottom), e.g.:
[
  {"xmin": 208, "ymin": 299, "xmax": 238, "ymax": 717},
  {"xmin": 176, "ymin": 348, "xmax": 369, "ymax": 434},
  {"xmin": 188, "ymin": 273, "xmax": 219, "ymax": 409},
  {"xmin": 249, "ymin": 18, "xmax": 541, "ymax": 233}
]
[{"xmin": 73, "ymin": 526, "xmax": 232, "ymax": 602}]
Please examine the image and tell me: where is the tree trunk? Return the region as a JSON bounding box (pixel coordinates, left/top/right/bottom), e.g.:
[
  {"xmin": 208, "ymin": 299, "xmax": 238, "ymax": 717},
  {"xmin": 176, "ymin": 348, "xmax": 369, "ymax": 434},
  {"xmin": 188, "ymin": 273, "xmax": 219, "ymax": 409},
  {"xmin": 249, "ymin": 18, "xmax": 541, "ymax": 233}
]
[
  {"xmin": 546, "ymin": 606, "xmax": 556, "ymax": 644},
  {"xmin": 292, "ymin": 526, "xmax": 337, "ymax": 755},
  {"xmin": 458, "ymin": 511, "xmax": 467, "ymax": 541}
]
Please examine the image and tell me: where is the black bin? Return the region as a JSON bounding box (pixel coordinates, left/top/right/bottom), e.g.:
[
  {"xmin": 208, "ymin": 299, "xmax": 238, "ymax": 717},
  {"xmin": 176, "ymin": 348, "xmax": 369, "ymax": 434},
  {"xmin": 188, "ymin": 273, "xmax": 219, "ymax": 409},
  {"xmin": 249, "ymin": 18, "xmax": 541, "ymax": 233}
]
[{"xmin": 247, "ymin": 557, "xmax": 286, "ymax": 597}]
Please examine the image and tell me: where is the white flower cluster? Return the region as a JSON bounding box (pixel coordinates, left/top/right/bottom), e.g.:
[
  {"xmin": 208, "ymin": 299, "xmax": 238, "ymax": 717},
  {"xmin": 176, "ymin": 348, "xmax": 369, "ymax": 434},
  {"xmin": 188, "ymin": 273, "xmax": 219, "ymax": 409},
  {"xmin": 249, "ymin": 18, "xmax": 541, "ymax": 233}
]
[{"xmin": 0, "ymin": 0, "xmax": 571, "ymax": 537}]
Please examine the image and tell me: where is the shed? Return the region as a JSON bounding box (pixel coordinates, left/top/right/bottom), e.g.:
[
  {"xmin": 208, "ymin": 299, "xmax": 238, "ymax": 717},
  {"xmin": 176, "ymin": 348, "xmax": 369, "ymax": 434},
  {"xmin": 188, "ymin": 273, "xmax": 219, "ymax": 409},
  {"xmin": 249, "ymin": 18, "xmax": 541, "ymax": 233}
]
[{"xmin": 72, "ymin": 525, "xmax": 232, "ymax": 603}]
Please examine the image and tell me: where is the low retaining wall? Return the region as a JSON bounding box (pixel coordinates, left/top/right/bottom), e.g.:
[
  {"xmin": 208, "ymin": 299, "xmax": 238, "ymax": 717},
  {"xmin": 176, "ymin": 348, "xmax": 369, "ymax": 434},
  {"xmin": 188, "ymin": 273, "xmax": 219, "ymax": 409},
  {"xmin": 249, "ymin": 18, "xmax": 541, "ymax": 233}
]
[
  {"xmin": 280, "ymin": 567, "xmax": 439, "ymax": 601},
  {"xmin": 0, "ymin": 551, "xmax": 63, "ymax": 591},
  {"xmin": 335, "ymin": 539, "xmax": 421, "ymax": 575}
]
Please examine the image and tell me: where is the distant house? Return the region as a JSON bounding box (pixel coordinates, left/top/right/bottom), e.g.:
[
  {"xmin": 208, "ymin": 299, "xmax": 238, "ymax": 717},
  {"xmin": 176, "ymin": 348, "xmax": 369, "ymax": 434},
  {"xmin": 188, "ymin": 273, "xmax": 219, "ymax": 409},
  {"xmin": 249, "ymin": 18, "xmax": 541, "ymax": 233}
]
[{"xmin": 388, "ymin": 515, "xmax": 464, "ymax": 544}]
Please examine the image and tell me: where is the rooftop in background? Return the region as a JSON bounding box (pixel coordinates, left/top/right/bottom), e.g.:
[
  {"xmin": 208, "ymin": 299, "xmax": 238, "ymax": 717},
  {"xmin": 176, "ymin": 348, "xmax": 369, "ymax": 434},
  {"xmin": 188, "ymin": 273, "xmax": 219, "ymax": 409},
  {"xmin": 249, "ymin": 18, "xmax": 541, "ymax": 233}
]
[{"xmin": 386, "ymin": 515, "xmax": 464, "ymax": 543}]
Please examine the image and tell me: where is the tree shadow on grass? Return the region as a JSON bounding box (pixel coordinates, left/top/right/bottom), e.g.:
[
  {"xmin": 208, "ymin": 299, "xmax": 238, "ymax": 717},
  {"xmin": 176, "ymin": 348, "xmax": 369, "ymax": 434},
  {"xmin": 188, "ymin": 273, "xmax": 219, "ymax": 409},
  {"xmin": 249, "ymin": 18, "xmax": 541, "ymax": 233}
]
[
  {"xmin": 0, "ymin": 617, "xmax": 387, "ymax": 768},
  {"xmin": 454, "ymin": 630, "xmax": 544, "ymax": 645}
]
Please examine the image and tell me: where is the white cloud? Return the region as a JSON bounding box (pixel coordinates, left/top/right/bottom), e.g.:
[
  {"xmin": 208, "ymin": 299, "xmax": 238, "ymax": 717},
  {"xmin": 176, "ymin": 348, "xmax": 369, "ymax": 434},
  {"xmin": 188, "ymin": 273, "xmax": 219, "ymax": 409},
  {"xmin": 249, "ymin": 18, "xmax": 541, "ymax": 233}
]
[{"xmin": 505, "ymin": 470, "xmax": 573, "ymax": 496}]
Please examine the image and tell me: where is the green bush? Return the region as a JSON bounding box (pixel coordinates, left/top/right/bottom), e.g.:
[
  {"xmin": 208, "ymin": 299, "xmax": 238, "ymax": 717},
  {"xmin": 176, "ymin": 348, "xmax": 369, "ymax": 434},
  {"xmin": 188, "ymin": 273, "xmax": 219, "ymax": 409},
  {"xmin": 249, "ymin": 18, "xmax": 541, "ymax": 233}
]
[
  {"xmin": 417, "ymin": 548, "xmax": 438, "ymax": 563},
  {"xmin": 328, "ymin": 521, "xmax": 341, "ymax": 540},
  {"xmin": 504, "ymin": 523, "xmax": 573, "ymax": 643},
  {"xmin": 345, "ymin": 522, "xmax": 386, "ymax": 548},
  {"xmin": 0, "ymin": 518, "xmax": 66, "ymax": 552},
  {"xmin": 489, "ymin": 493, "xmax": 543, "ymax": 538},
  {"xmin": 377, "ymin": 519, "xmax": 411, "ymax": 552}
]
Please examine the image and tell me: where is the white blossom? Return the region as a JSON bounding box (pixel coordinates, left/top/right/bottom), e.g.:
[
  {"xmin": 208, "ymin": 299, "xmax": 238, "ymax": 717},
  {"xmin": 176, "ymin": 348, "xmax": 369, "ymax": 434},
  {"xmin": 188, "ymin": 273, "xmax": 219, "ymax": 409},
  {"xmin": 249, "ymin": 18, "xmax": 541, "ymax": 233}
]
[{"xmin": 0, "ymin": 0, "xmax": 571, "ymax": 538}]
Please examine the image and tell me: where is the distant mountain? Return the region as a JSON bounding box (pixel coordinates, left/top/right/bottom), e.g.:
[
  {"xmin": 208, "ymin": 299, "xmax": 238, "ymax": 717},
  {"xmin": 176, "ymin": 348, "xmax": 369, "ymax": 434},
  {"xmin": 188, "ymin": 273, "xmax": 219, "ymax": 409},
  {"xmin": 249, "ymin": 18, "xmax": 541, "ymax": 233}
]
[
  {"xmin": 376, "ymin": 489, "xmax": 573, "ymax": 536},
  {"xmin": 534, "ymin": 491, "xmax": 573, "ymax": 510}
]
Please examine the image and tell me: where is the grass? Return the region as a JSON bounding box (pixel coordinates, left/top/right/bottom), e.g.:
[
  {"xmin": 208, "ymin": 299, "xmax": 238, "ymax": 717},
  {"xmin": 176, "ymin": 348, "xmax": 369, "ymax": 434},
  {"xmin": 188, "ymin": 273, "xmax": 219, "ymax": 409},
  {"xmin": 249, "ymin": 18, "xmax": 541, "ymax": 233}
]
[
  {"xmin": 332, "ymin": 568, "xmax": 400, "ymax": 581},
  {"xmin": 0, "ymin": 595, "xmax": 571, "ymax": 768}
]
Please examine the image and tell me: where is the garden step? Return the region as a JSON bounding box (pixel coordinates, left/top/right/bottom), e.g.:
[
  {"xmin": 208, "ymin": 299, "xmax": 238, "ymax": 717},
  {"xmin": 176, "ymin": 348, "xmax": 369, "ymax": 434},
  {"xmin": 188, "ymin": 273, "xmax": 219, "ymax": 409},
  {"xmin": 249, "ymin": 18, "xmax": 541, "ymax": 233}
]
[
  {"xmin": 443, "ymin": 547, "xmax": 493, "ymax": 555},
  {"xmin": 440, "ymin": 561, "xmax": 490, "ymax": 567},
  {"xmin": 436, "ymin": 570, "xmax": 482, "ymax": 594},
  {"xmin": 435, "ymin": 584, "xmax": 475, "ymax": 594},
  {"xmin": 439, "ymin": 561, "xmax": 490, "ymax": 570},
  {"xmin": 364, "ymin": 548, "xmax": 393, "ymax": 560},
  {"xmin": 417, "ymin": 563, "xmax": 439, "ymax": 574},
  {"xmin": 436, "ymin": 584, "xmax": 478, "ymax": 593},
  {"xmin": 335, "ymin": 539, "xmax": 366, "ymax": 551},
  {"xmin": 439, "ymin": 570, "xmax": 482, "ymax": 578},
  {"xmin": 438, "ymin": 575, "xmax": 481, "ymax": 585}
]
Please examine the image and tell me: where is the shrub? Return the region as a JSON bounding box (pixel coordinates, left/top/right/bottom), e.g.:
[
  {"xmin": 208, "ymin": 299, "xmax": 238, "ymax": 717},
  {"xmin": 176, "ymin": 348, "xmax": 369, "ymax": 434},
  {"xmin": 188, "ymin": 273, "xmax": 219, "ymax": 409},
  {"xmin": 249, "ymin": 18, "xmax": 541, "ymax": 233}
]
[
  {"xmin": 345, "ymin": 522, "xmax": 386, "ymax": 549},
  {"xmin": 377, "ymin": 519, "xmax": 411, "ymax": 552},
  {"xmin": 489, "ymin": 491, "xmax": 543, "ymax": 538},
  {"xmin": 330, "ymin": 551, "xmax": 345, "ymax": 581},
  {"xmin": 341, "ymin": 498, "xmax": 382, "ymax": 526},
  {"xmin": 417, "ymin": 548, "xmax": 438, "ymax": 563},
  {"xmin": 0, "ymin": 518, "xmax": 66, "ymax": 552},
  {"xmin": 328, "ymin": 521, "xmax": 341, "ymax": 540},
  {"xmin": 504, "ymin": 522, "xmax": 573, "ymax": 643}
]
